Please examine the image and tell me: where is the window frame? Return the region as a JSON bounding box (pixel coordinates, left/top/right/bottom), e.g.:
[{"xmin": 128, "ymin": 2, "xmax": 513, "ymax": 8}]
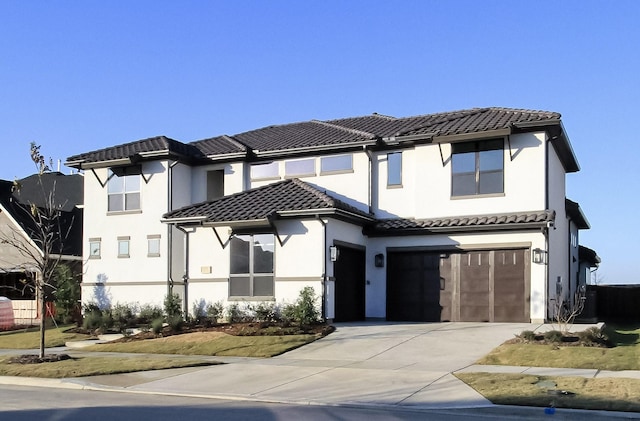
[
  {"xmin": 387, "ymin": 151, "xmax": 402, "ymax": 187},
  {"xmin": 107, "ymin": 169, "xmax": 141, "ymax": 212},
  {"xmin": 284, "ymin": 158, "xmax": 316, "ymax": 178},
  {"xmin": 117, "ymin": 236, "xmax": 130, "ymax": 258},
  {"xmin": 147, "ymin": 234, "xmax": 161, "ymax": 257},
  {"xmin": 229, "ymin": 233, "xmax": 275, "ymax": 299},
  {"xmin": 451, "ymin": 139, "xmax": 505, "ymax": 197},
  {"xmin": 250, "ymin": 162, "xmax": 280, "ymax": 181},
  {"xmin": 89, "ymin": 238, "xmax": 101, "ymax": 259},
  {"xmin": 320, "ymin": 154, "xmax": 353, "ymax": 175}
]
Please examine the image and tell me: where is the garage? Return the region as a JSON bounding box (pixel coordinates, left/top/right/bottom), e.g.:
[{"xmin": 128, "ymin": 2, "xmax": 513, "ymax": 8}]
[{"xmin": 386, "ymin": 249, "xmax": 530, "ymax": 322}]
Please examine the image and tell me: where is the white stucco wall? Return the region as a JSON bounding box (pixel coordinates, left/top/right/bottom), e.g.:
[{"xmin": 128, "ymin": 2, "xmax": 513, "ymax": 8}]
[{"xmin": 82, "ymin": 162, "xmax": 171, "ymax": 307}]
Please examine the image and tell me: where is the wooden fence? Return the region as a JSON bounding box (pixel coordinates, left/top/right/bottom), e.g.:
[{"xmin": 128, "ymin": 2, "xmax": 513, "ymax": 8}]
[{"xmin": 589, "ymin": 285, "xmax": 640, "ymax": 323}]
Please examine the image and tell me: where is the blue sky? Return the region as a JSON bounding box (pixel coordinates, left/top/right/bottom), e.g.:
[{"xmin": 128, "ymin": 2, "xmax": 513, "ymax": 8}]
[{"xmin": 1, "ymin": 1, "xmax": 638, "ymax": 284}]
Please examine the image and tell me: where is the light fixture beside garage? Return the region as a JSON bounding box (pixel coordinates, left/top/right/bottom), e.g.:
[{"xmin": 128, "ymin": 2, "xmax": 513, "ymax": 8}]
[
  {"xmin": 374, "ymin": 253, "xmax": 385, "ymax": 268},
  {"xmin": 329, "ymin": 246, "xmax": 339, "ymax": 262},
  {"xmin": 532, "ymin": 248, "xmax": 548, "ymax": 265}
]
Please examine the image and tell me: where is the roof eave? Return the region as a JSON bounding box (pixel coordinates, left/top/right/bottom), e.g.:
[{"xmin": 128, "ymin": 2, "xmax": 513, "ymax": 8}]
[
  {"xmin": 253, "ymin": 140, "xmax": 378, "ymax": 158},
  {"xmin": 366, "ymin": 221, "xmax": 549, "ymax": 237}
]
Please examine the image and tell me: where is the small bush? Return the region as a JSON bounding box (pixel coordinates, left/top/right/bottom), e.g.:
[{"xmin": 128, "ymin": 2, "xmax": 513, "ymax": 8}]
[
  {"xmin": 151, "ymin": 317, "xmax": 164, "ymax": 335},
  {"xmin": 254, "ymin": 302, "xmax": 278, "ymax": 322},
  {"xmin": 167, "ymin": 315, "xmax": 184, "ymax": 332},
  {"xmin": 192, "ymin": 299, "xmax": 207, "ymax": 323},
  {"xmin": 543, "ymin": 330, "xmax": 564, "ymax": 343},
  {"xmin": 112, "ymin": 303, "xmax": 137, "ymax": 333},
  {"xmin": 578, "ymin": 326, "xmax": 609, "ymax": 346},
  {"xmin": 164, "ymin": 293, "xmax": 183, "ymax": 319},
  {"xmin": 82, "ymin": 310, "xmax": 103, "ymax": 331},
  {"xmin": 139, "ymin": 304, "xmax": 163, "ymax": 324},
  {"xmin": 283, "ymin": 287, "xmax": 321, "ymax": 326},
  {"xmin": 206, "ymin": 301, "xmax": 224, "ymax": 323},
  {"xmin": 226, "ymin": 303, "xmax": 252, "ymax": 323},
  {"xmin": 518, "ymin": 330, "xmax": 536, "ymax": 341}
]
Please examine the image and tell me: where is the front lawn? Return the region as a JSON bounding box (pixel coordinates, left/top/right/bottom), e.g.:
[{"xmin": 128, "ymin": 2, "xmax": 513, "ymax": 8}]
[
  {"xmin": 84, "ymin": 331, "xmax": 319, "ymax": 357},
  {"xmin": 477, "ymin": 324, "xmax": 640, "ymax": 370},
  {"xmin": 0, "ymin": 326, "xmax": 91, "ymax": 349}
]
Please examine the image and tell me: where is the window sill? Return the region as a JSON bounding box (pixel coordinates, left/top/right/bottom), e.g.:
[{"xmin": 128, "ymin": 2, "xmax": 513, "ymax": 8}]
[
  {"xmin": 451, "ymin": 192, "xmax": 505, "ymax": 200},
  {"xmin": 386, "ymin": 183, "xmax": 403, "ymax": 189},
  {"xmin": 250, "ymin": 176, "xmax": 281, "ymax": 182},
  {"xmin": 107, "ymin": 210, "xmax": 142, "ymax": 216},
  {"xmin": 89, "ymin": 256, "xmax": 101, "ymax": 260},
  {"xmin": 147, "ymin": 254, "xmax": 161, "ymax": 258},
  {"xmin": 284, "ymin": 173, "xmax": 316, "ymax": 179},
  {"xmin": 319, "ymin": 169, "xmax": 354, "ymax": 176},
  {"xmin": 228, "ymin": 296, "xmax": 276, "ymax": 302}
]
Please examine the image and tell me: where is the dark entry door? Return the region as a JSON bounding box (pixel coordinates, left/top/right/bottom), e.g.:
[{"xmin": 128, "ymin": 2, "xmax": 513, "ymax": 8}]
[{"xmin": 334, "ymin": 246, "xmax": 366, "ymax": 322}]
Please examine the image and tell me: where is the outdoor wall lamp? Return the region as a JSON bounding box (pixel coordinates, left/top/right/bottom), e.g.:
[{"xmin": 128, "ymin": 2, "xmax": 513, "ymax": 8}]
[
  {"xmin": 374, "ymin": 253, "xmax": 385, "ymax": 268},
  {"xmin": 532, "ymin": 248, "xmax": 548, "ymax": 265},
  {"xmin": 329, "ymin": 246, "xmax": 339, "ymax": 262}
]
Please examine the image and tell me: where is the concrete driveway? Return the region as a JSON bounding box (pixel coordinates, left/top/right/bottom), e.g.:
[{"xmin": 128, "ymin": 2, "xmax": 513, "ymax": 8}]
[{"xmin": 99, "ymin": 321, "xmax": 540, "ymax": 409}]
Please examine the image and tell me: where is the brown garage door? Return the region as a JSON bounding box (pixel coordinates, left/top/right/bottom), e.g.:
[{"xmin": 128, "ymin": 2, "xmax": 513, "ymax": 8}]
[{"xmin": 387, "ymin": 249, "xmax": 529, "ymax": 322}]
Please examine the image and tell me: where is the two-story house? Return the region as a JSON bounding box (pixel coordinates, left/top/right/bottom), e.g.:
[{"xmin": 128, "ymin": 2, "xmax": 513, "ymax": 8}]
[{"xmin": 65, "ymin": 107, "xmax": 598, "ymax": 323}]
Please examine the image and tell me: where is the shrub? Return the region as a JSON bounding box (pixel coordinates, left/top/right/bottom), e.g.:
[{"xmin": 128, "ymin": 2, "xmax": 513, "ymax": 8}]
[
  {"xmin": 53, "ymin": 264, "xmax": 80, "ymax": 324},
  {"xmin": 82, "ymin": 310, "xmax": 103, "ymax": 331},
  {"xmin": 164, "ymin": 293, "xmax": 183, "ymax": 319},
  {"xmin": 578, "ymin": 326, "xmax": 609, "ymax": 346},
  {"xmin": 151, "ymin": 317, "xmax": 164, "ymax": 336},
  {"xmin": 139, "ymin": 304, "xmax": 163, "ymax": 324},
  {"xmin": 167, "ymin": 315, "xmax": 184, "ymax": 332},
  {"xmin": 283, "ymin": 287, "xmax": 321, "ymax": 326},
  {"xmin": 226, "ymin": 303, "xmax": 251, "ymax": 323},
  {"xmin": 82, "ymin": 303, "xmax": 114, "ymax": 332},
  {"xmin": 206, "ymin": 301, "xmax": 224, "ymax": 324},
  {"xmin": 112, "ymin": 303, "xmax": 137, "ymax": 333},
  {"xmin": 543, "ymin": 330, "xmax": 564, "ymax": 343},
  {"xmin": 192, "ymin": 299, "xmax": 207, "ymax": 323},
  {"xmin": 254, "ymin": 302, "xmax": 278, "ymax": 322},
  {"xmin": 518, "ymin": 330, "xmax": 536, "ymax": 341}
]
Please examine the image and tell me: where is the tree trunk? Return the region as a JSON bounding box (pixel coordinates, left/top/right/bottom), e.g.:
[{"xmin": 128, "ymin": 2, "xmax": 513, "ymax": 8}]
[{"xmin": 39, "ymin": 290, "xmax": 46, "ymax": 358}]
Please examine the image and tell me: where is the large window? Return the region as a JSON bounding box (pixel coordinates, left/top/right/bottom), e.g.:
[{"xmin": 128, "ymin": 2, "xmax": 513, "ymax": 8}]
[
  {"xmin": 107, "ymin": 170, "xmax": 141, "ymax": 211},
  {"xmin": 229, "ymin": 234, "xmax": 275, "ymax": 298},
  {"xmin": 451, "ymin": 139, "xmax": 504, "ymax": 197}
]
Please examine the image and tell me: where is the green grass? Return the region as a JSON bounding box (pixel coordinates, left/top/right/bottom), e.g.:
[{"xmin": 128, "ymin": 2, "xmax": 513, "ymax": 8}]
[
  {"xmin": 456, "ymin": 372, "xmax": 640, "ymax": 412},
  {"xmin": 0, "ymin": 355, "xmax": 217, "ymax": 378},
  {"xmin": 477, "ymin": 324, "xmax": 640, "ymax": 371},
  {"xmin": 84, "ymin": 331, "xmax": 319, "ymax": 357},
  {"xmin": 0, "ymin": 326, "xmax": 91, "ymax": 349}
]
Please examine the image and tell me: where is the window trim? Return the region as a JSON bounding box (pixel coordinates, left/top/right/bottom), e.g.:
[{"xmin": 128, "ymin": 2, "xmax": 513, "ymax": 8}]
[
  {"xmin": 117, "ymin": 236, "xmax": 131, "ymax": 258},
  {"xmin": 147, "ymin": 234, "xmax": 161, "ymax": 258},
  {"xmin": 229, "ymin": 233, "xmax": 275, "ymax": 299},
  {"xmin": 320, "ymin": 154, "xmax": 353, "ymax": 175},
  {"xmin": 89, "ymin": 238, "xmax": 101, "ymax": 259},
  {"xmin": 386, "ymin": 151, "xmax": 403, "ymax": 187},
  {"xmin": 107, "ymin": 170, "xmax": 141, "ymax": 213},
  {"xmin": 451, "ymin": 139, "xmax": 505, "ymax": 198}
]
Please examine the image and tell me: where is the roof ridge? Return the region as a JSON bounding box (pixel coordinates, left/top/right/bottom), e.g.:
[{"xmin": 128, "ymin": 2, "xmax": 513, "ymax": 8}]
[
  {"xmin": 311, "ymin": 119, "xmax": 377, "ymax": 139},
  {"xmin": 290, "ymin": 178, "xmax": 335, "ymax": 207}
]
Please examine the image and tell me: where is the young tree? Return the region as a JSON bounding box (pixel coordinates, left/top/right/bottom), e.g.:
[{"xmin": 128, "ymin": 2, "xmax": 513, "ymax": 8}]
[{"xmin": 0, "ymin": 143, "xmax": 74, "ymax": 358}]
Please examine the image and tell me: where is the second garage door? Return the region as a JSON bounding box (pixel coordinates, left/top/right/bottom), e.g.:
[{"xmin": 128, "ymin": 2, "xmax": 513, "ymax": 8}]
[{"xmin": 387, "ymin": 249, "xmax": 530, "ymax": 322}]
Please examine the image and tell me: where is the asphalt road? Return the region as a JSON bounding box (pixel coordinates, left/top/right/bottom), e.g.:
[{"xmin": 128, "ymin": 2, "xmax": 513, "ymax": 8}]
[{"xmin": 1, "ymin": 385, "xmax": 637, "ymax": 421}]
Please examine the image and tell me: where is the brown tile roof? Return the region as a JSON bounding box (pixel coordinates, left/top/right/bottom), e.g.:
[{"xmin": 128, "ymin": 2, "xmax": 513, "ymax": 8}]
[
  {"xmin": 66, "ymin": 107, "xmax": 569, "ymax": 167},
  {"xmin": 367, "ymin": 210, "xmax": 555, "ymax": 236},
  {"xmin": 163, "ymin": 178, "xmax": 373, "ymax": 225},
  {"xmin": 66, "ymin": 136, "xmax": 206, "ymax": 166}
]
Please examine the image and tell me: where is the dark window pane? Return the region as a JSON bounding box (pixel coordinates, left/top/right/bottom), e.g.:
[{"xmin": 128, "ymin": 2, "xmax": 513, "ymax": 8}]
[
  {"xmin": 229, "ymin": 277, "xmax": 251, "ymax": 296},
  {"xmin": 230, "ymin": 236, "xmax": 250, "ymax": 274},
  {"xmin": 479, "ymin": 149, "xmax": 503, "ymax": 171},
  {"xmin": 387, "ymin": 152, "xmax": 402, "ymax": 186},
  {"xmin": 253, "ymin": 276, "xmax": 274, "ymax": 296},
  {"xmin": 479, "ymin": 170, "xmax": 504, "ymax": 194},
  {"xmin": 253, "ymin": 234, "xmax": 274, "ymax": 273},
  {"xmin": 108, "ymin": 195, "xmax": 123, "ymax": 211},
  {"xmin": 452, "ymin": 174, "xmax": 476, "ymax": 196},
  {"xmin": 452, "ymin": 152, "xmax": 475, "ymax": 174},
  {"xmin": 125, "ymin": 192, "xmax": 140, "ymax": 210}
]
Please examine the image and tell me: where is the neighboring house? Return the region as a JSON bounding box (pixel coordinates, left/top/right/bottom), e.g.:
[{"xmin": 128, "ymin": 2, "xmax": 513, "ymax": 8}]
[
  {"xmin": 66, "ymin": 107, "xmax": 599, "ymax": 323},
  {"xmin": 0, "ymin": 172, "xmax": 83, "ymax": 324}
]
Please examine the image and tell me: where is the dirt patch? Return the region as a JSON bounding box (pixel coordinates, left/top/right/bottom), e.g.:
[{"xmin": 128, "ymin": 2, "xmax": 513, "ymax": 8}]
[{"xmin": 8, "ymin": 354, "xmax": 73, "ymax": 364}]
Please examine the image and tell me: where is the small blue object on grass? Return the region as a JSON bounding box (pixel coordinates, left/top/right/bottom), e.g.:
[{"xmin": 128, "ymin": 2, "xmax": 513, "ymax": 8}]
[{"xmin": 544, "ymin": 407, "xmax": 556, "ymax": 415}]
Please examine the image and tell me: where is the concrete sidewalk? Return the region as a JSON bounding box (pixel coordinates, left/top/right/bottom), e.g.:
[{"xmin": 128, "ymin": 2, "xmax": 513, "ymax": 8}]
[{"xmin": 1, "ymin": 322, "xmax": 639, "ymax": 415}]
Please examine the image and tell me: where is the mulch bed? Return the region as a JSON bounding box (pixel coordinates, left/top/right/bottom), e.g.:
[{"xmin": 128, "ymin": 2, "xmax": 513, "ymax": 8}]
[{"xmin": 8, "ymin": 354, "xmax": 73, "ymax": 364}]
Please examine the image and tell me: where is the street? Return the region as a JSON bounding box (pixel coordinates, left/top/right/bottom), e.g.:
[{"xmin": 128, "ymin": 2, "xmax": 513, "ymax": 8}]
[{"xmin": 0, "ymin": 385, "xmax": 635, "ymax": 421}]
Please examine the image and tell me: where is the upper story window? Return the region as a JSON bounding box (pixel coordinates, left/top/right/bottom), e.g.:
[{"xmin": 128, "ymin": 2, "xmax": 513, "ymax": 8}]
[
  {"xmin": 451, "ymin": 139, "xmax": 504, "ymax": 197},
  {"xmin": 107, "ymin": 170, "xmax": 141, "ymax": 211},
  {"xmin": 320, "ymin": 154, "xmax": 352, "ymax": 174},
  {"xmin": 206, "ymin": 170, "xmax": 225, "ymax": 201},
  {"xmin": 285, "ymin": 158, "xmax": 315, "ymax": 177},
  {"xmin": 387, "ymin": 152, "xmax": 402, "ymax": 187},
  {"xmin": 250, "ymin": 162, "xmax": 279, "ymax": 180},
  {"xmin": 229, "ymin": 233, "xmax": 275, "ymax": 298}
]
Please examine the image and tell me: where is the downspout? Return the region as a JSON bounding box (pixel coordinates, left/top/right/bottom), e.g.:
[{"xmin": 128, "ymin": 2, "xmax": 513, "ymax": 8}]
[
  {"xmin": 364, "ymin": 146, "xmax": 373, "ymax": 214},
  {"xmin": 317, "ymin": 215, "xmax": 327, "ymax": 322},
  {"xmin": 167, "ymin": 161, "xmax": 180, "ymax": 297},
  {"xmin": 175, "ymin": 225, "xmax": 190, "ymax": 316},
  {"xmin": 544, "ymin": 135, "xmax": 551, "ymax": 321}
]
